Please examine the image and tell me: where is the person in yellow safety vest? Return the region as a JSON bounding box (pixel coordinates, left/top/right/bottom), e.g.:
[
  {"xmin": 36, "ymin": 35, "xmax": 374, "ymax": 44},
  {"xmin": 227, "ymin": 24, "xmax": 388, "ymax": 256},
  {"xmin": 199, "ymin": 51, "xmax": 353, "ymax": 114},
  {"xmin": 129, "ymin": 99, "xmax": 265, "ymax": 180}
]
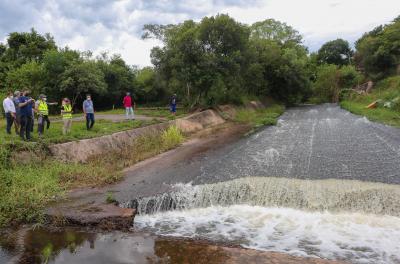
[
  {"xmin": 35, "ymin": 94, "xmax": 58, "ymax": 136},
  {"xmin": 61, "ymin": 98, "xmax": 73, "ymax": 135}
]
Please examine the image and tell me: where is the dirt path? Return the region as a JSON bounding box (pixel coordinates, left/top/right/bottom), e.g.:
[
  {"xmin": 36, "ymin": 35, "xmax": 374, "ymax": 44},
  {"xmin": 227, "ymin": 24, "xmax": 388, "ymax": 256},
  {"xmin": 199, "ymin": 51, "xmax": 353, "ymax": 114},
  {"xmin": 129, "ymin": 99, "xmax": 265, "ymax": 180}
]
[{"xmin": 51, "ymin": 114, "xmax": 166, "ymax": 122}]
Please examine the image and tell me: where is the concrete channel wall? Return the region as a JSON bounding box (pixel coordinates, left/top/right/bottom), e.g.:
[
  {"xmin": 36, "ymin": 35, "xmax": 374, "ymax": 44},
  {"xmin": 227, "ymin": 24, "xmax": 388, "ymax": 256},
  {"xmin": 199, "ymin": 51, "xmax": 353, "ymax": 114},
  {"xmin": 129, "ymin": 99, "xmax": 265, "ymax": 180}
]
[{"xmin": 49, "ymin": 109, "xmax": 226, "ymax": 163}]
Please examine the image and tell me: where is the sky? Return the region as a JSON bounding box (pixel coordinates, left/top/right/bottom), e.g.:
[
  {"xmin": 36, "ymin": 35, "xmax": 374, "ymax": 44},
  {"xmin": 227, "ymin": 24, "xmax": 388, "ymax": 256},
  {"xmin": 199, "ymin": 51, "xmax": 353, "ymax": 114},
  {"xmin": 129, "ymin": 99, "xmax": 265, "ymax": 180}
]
[{"xmin": 0, "ymin": 0, "xmax": 399, "ymax": 67}]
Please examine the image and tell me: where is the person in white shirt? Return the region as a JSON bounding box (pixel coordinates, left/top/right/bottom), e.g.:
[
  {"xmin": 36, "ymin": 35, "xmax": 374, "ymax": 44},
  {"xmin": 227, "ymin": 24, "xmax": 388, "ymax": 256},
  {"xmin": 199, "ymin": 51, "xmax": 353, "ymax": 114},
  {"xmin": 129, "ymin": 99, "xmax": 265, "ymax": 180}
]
[{"xmin": 3, "ymin": 91, "xmax": 16, "ymax": 134}]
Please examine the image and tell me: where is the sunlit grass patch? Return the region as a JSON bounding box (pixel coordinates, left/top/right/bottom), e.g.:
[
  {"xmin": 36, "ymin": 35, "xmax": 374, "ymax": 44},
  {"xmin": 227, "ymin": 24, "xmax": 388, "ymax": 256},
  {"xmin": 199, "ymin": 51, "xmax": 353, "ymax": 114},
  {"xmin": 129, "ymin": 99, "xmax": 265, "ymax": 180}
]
[{"xmin": 234, "ymin": 104, "xmax": 285, "ymax": 127}]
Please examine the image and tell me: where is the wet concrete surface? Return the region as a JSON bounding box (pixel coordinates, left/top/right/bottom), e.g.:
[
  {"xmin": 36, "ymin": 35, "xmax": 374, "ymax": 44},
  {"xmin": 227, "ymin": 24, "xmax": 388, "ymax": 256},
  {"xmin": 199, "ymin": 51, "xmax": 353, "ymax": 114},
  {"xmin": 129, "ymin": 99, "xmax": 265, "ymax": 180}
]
[
  {"xmin": 79, "ymin": 104, "xmax": 400, "ymax": 204},
  {"xmin": 0, "ymin": 227, "xmax": 345, "ymax": 264}
]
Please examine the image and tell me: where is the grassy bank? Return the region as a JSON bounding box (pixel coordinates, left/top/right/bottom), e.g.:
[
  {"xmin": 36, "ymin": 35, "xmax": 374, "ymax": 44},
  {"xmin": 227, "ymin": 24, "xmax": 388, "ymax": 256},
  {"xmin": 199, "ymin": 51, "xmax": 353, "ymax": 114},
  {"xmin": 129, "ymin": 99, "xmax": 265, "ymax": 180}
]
[
  {"xmin": 97, "ymin": 107, "xmax": 188, "ymax": 120},
  {"xmin": 0, "ymin": 126, "xmax": 184, "ymax": 227},
  {"xmin": 340, "ymin": 76, "xmax": 400, "ymax": 127},
  {"xmin": 0, "ymin": 118, "xmax": 158, "ymax": 145},
  {"xmin": 234, "ymin": 104, "xmax": 285, "ymax": 127}
]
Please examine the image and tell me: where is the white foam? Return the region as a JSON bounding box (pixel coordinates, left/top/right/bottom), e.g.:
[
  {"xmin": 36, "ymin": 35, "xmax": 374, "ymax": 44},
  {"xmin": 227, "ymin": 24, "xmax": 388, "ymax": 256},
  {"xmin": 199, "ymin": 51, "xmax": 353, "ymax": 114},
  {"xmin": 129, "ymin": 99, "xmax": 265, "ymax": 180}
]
[{"xmin": 135, "ymin": 205, "xmax": 400, "ymax": 264}]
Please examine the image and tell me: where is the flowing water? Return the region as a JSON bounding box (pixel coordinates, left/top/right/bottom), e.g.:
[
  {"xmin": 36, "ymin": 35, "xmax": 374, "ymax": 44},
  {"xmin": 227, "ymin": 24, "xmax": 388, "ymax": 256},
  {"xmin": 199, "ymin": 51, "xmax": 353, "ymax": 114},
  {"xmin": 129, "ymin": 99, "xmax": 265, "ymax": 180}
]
[
  {"xmin": 130, "ymin": 104, "xmax": 400, "ymax": 264},
  {"xmin": 3, "ymin": 104, "xmax": 400, "ymax": 263}
]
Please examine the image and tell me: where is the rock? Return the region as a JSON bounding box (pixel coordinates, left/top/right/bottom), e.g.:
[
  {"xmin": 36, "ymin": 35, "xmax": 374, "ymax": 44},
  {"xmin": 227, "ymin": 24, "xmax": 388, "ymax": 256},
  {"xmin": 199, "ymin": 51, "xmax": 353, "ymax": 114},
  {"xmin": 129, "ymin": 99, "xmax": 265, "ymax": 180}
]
[
  {"xmin": 45, "ymin": 203, "xmax": 135, "ymax": 230},
  {"xmin": 173, "ymin": 109, "xmax": 225, "ymax": 134},
  {"xmin": 154, "ymin": 239, "xmax": 346, "ymax": 264},
  {"xmin": 245, "ymin": 100, "xmax": 265, "ymax": 110}
]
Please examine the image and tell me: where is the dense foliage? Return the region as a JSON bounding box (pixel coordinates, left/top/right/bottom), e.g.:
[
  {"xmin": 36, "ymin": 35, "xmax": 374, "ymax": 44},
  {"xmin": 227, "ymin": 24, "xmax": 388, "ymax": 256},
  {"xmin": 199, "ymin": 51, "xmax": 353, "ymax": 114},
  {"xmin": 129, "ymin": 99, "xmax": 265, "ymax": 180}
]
[
  {"xmin": 316, "ymin": 39, "xmax": 353, "ymax": 66},
  {"xmin": 355, "ymin": 16, "xmax": 400, "ymax": 80},
  {"xmin": 0, "ymin": 29, "xmax": 160, "ymax": 110},
  {"xmin": 145, "ymin": 15, "xmax": 311, "ymax": 106},
  {"xmin": 1, "ymin": 15, "xmax": 399, "ymax": 109}
]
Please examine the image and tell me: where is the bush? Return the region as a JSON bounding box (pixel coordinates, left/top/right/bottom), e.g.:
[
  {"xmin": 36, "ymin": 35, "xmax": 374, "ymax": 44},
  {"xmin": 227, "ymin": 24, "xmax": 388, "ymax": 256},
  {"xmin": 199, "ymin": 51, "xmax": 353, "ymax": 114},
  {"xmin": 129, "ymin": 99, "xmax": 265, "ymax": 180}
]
[
  {"xmin": 312, "ymin": 64, "xmax": 363, "ymax": 103},
  {"xmin": 161, "ymin": 126, "xmax": 184, "ymax": 149}
]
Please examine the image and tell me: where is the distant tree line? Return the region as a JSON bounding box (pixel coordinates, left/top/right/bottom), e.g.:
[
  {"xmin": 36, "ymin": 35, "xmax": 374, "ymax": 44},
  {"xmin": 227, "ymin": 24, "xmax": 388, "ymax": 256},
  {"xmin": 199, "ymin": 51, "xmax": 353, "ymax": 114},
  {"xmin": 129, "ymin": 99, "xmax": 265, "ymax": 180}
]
[
  {"xmin": 1, "ymin": 14, "xmax": 399, "ymax": 110},
  {"xmin": 0, "ymin": 29, "xmax": 163, "ymax": 110}
]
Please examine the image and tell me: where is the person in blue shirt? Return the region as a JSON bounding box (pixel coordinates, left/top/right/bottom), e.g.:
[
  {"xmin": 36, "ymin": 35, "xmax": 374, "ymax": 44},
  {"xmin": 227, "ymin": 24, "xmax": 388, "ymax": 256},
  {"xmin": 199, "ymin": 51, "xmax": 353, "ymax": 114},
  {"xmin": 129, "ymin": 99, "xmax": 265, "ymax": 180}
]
[
  {"xmin": 170, "ymin": 94, "xmax": 177, "ymax": 115},
  {"xmin": 83, "ymin": 94, "xmax": 95, "ymax": 130},
  {"xmin": 18, "ymin": 89, "xmax": 35, "ymax": 140}
]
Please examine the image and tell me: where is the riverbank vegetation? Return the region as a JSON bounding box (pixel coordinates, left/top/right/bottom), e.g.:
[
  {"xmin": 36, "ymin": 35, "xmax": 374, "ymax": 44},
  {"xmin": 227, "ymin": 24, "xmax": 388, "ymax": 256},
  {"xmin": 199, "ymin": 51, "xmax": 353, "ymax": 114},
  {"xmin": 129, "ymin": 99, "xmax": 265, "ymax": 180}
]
[
  {"xmin": 0, "ymin": 126, "xmax": 184, "ymax": 226},
  {"xmin": 340, "ymin": 76, "xmax": 400, "ymax": 127},
  {"xmin": 310, "ymin": 17, "xmax": 400, "ymax": 125}
]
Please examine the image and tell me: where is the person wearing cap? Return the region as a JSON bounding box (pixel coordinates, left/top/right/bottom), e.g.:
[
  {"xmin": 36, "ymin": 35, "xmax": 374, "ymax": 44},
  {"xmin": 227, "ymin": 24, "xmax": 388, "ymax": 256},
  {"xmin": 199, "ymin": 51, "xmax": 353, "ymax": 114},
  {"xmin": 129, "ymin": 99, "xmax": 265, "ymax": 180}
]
[
  {"xmin": 13, "ymin": 91, "xmax": 21, "ymax": 134},
  {"xmin": 2, "ymin": 91, "xmax": 16, "ymax": 134},
  {"xmin": 123, "ymin": 92, "xmax": 135, "ymax": 120},
  {"xmin": 35, "ymin": 94, "xmax": 57, "ymax": 136},
  {"xmin": 61, "ymin": 98, "xmax": 73, "ymax": 135}
]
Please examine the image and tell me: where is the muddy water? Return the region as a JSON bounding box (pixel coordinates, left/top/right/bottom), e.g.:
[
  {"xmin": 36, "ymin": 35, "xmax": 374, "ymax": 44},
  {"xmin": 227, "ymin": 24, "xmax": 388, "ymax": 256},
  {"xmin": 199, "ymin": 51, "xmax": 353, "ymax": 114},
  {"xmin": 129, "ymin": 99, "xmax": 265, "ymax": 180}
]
[{"xmin": 0, "ymin": 227, "xmax": 342, "ymax": 264}]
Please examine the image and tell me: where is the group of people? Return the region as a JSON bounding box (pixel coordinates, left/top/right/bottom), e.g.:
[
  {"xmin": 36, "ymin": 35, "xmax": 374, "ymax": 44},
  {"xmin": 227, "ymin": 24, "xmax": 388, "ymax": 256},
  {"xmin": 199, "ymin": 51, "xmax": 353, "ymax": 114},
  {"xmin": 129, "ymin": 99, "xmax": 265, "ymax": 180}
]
[
  {"xmin": 3, "ymin": 91, "xmax": 176, "ymax": 141},
  {"xmin": 2, "ymin": 90, "xmax": 75, "ymax": 140}
]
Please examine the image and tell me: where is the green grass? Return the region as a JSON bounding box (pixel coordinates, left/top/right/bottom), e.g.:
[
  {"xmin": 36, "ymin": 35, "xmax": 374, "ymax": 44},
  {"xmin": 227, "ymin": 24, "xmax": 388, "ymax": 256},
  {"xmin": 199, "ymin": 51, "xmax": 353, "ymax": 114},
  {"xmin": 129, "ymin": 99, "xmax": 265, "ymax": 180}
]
[
  {"xmin": 340, "ymin": 101, "xmax": 400, "ymax": 127},
  {"xmin": 340, "ymin": 76, "xmax": 400, "ymax": 127},
  {"xmin": 0, "ymin": 125, "xmax": 185, "ymax": 227},
  {"xmin": 0, "ymin": 118, "xmax": 157, "ymax": 145},
  {"xmin": 234, "ymin": 104, "xmax": 285, "ymax": 127},
  {"xmin": 97, "ymin": 107, "xmax": 188, "ymax": 120},
  {"xmin": 161, "ymin": 125, "xmax": 185, "ymax": 149}
]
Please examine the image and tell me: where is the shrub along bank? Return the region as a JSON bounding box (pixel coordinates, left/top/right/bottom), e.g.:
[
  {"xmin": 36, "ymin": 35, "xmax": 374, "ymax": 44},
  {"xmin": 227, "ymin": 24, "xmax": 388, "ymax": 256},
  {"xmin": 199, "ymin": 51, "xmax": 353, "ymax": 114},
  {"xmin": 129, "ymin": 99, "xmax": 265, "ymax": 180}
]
[
  {"xmin": 0, "ymin": 126, "xmax": 184, "ymax": 227},
  {"xmin": 340, "ymin": 76, "xmax": 400, "ymax": 127}
]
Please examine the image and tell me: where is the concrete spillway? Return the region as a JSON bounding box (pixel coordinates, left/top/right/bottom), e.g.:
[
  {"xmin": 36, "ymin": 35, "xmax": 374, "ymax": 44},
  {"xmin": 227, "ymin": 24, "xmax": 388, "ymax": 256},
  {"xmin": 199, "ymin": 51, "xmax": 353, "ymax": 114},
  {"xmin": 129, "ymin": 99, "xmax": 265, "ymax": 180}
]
[
  {"xmin": 173, "ymin": 104, "xmax": 400, "ymax": 185},
  {"xmin": 120, "ymin": 104, "xmax": 400, "ymax": 201},
  {"xmin": 129, "ymin": 104, "xmax": 400, "ymax": 264}
]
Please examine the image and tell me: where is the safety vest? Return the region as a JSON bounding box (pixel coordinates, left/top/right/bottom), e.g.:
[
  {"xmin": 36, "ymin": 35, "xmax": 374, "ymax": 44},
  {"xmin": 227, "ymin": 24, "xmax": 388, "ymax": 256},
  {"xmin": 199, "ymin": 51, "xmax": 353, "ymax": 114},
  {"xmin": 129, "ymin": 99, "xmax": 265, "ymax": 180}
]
[
  {"xmin": 62, "ymin": 104, "xmax": 73, "ymax": 119},
  {"xmin": 38, "ymin": 100, "xmax": 49, "ymax": 115}
]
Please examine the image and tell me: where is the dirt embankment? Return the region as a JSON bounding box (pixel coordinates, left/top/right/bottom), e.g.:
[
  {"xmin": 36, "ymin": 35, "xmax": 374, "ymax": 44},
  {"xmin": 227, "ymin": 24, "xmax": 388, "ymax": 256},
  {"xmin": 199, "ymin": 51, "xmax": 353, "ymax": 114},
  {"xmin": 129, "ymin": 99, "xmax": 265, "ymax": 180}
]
[
  {"xmin": 49, "ymin": 109, "xmax": 226, "ymax": 163},
  {"xmin": 45, "ymin": 104, "xmax": 250, "ymax": 229}
]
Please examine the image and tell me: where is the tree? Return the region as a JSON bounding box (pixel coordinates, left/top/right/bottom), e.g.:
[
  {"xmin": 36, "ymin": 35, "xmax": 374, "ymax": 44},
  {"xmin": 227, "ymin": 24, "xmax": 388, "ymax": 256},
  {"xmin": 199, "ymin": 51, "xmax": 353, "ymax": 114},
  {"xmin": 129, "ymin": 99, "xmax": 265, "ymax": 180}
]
[
  {"xmin": 355, "ymin": 17, "xmax": 400, "ymax": 79},
  {"xmin": 247, "ymin": 28, "xmax": 311, "ymax": 104},
  {"xmin": 250, "ymin": 19, "xmax": 303, "ymax": 47},
  {"xmin": 312, "ymin": 64, "xmax": 362, "ymax": 103},
  {"xmin": 59, "ymin": 61, "xmax": 107, "ymax": 107},
  {"xmin": 42, "ymin": 48, "xmax": 81, "ymax": 99},
  {"xmin": 5, "ymin": 61, "xmax": 45, "ymax": 97},
  {"xmin": 3, "ymin": 29, "xmax": 56, "ymax": 67},
  {"xmin": 96, "ymin": 53, "xmax": 136, "ymax": 106},
  {"xmin": 148, "ymin": 14, "xmax": 250, "ymax": 106},
  {"xmin": 317, "ymin": 39, "xmax": 353, "ymax": 66},
  {"xmin": 135, "ymin": 67, "xmax": 166, "ymax": 104}
]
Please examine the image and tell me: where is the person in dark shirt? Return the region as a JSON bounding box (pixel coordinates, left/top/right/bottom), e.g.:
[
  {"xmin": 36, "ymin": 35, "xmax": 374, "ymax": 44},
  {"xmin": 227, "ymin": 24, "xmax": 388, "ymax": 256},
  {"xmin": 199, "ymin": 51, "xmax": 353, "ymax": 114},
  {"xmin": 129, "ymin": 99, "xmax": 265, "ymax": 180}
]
[
  {"xmin": 13, "ymin": 91, "xmax": 21, "ymax": 134},
  {"xmin": 170, "ymin": 94, "xmax": 177, "ymax": 115},
  {"xmin": 18, "ymin": 90, "xmax": 35, "ymax": 140}
]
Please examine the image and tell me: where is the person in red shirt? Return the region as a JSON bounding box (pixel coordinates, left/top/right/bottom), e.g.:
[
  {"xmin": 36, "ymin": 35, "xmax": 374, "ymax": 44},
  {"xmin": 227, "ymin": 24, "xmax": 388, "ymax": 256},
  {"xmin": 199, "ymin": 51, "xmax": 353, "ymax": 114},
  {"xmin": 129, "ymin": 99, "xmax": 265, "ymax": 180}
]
[{"xmin": 123, "ymin": 92, "xmax": 135, "ymax": 120}]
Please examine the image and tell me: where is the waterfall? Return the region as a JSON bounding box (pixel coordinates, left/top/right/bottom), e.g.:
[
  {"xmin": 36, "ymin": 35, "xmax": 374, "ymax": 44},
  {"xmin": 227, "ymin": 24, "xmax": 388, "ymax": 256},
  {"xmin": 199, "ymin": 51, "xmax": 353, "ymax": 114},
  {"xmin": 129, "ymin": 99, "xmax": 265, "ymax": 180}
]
[{"xmin": 127, "ymin": 176, "xmax": 400, "ymax": 216}]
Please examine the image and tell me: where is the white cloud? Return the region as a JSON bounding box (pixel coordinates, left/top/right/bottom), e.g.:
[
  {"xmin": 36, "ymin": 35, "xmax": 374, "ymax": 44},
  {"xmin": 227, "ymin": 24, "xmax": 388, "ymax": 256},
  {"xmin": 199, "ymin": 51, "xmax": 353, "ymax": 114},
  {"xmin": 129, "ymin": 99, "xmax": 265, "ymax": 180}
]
[
  {"xmin": 0, "ymin": 0, "xmax": 399, "ymax": 66},
  {"xmin": 220, "ymin": 0, "xmax": 400, "ymax": 50}
]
